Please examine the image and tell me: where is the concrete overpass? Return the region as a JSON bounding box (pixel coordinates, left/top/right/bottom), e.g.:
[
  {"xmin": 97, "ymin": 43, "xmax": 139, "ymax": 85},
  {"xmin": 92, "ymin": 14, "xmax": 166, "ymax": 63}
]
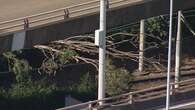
[
  {"xmin": 0, "ymin": 0, "xmax": 93, "ymax": 22},
  {"xmin": 0, "ymin": 0, "xmax": 195, "ymax": 53}
]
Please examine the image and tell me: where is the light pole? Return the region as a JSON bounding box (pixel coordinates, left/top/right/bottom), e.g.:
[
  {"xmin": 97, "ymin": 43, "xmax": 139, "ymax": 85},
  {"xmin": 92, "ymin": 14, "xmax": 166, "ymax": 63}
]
[
  {"xmin": 139, "ymin": 19, "xmax": 145, "ymax": 72},
  {"xmin": 95, "ymin": 0, "xmax": 107, "ymax": 105},
  {"xmin": 175, "ymin": 11, "xmax": 182, "ymax": 89},
  {"xmin": 166, "ymin": 0, "xmax": 173, "ymax": 109}
]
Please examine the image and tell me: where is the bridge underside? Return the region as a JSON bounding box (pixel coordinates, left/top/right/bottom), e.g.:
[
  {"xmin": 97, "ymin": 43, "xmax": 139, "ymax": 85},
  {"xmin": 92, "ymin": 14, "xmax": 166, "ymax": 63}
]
[{"xmin": 0, "ymin": 0, "xmax": 195, "ymax": 53}]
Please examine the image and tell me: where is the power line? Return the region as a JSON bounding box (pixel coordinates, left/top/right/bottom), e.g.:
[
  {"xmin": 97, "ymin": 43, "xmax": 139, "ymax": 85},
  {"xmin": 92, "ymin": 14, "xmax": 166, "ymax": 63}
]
[{"xmin": 181, "ymin": 13, "xmax": 195, "ymax": 36}]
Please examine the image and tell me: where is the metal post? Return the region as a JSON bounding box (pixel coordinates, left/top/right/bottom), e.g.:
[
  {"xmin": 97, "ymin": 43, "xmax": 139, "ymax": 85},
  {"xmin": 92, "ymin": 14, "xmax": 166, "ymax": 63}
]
[
  {"xmin": 166, "ymin": 0, "xmax": 173, "ymax": 110},
  {"xmin": 175, "ymin": 11, "xmax": 182, "ymax": 89},
  {"xmin": 88, "ymin": 103, "xmax": 92, "ymax": 110},
  {"xmin": 139, "ymin": 20, "xmax": 145, "ymax": 72},
  {"xmin": 129, "ymin": 92, "xmax": 133, "ymax": 104},
  {"xmin": 170, "ymin": 84, "xmax": 173, "ymax": 95},
  {"xmin": 24, "ymin": 18, "xmax": 29, "ymax": 30},
  {"xmin": 64, "ymin": 9, "xmax": 69, "ymax": 19},
  {"xmin": 98, "ymin": 0, "xmax": 106, "ymax": 105}
]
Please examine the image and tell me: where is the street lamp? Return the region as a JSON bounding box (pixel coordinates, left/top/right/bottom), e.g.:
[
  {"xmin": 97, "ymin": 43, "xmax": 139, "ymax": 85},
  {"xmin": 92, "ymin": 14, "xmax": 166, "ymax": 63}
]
[
  {"xmin": 166, "ymin": 0, "xmax": 173, "ymax": 109},
  {"xmin": 95, "ymin": 0, "xmax": 107, "ymax": 105}
]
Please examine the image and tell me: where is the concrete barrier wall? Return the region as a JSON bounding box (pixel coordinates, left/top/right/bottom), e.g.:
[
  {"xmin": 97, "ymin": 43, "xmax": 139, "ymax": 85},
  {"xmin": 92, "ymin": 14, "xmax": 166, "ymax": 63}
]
[
  {"xmin": 1, "ymin": 0, "xmax": 195, "ymax": 53},
  {"xmin": 0, "ymin": 34, "xmax": 13, "ymax": 53}
]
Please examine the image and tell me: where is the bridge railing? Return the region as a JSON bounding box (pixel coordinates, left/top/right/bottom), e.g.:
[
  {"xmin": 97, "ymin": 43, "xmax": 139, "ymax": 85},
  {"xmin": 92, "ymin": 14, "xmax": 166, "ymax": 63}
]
[
  {"xmin": 0, "ymin": 0, "xmax": 99, "ymax": 35},
  {"xmin": 0, "ymin": 0, "xmax": 146, "ymax": 36},
  {"xmin": 56, "ymin": 78, "xmax": 195, "ymax": 110}
]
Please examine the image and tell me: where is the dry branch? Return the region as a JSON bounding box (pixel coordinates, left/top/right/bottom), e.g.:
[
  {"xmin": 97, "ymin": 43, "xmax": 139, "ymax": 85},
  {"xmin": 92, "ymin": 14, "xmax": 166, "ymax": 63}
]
[{"xmin": 34, "ymin": 32, "xmax": 167, "ymax": 73}]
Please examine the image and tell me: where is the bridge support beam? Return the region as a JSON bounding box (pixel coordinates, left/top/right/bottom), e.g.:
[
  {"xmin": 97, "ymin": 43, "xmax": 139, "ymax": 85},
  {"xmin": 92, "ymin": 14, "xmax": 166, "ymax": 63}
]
[
  {"xmin": 139, "ymin": 19, "xmax": 145, "ymax": 72},
  {"xmin": 11, "ymin": 31, "xmax": 26, "ymax": 51},
  {"xmin": 175, "ymin": 11, "xmax": 182, "ymax": 89}
]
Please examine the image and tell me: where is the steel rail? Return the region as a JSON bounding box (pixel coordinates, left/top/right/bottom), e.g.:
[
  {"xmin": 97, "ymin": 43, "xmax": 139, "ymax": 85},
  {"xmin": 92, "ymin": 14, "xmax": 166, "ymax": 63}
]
[
  {"xmin": 178, "ymin": 83, "xmax": 195, "ymax": 90},
  {"xmin": 95, "ymin": 98, "xmax": 130, "ymax": 109},
  {"xmin": 136, "ymin": 93, "xmax": 166, "ymax": 102},
  {"xmin": 136, "ymin": 90, "xmax": 166, "ymax": 99},
  {"xmin": 178, "ymin": 85, "xmax": 195, "ymax": 93}
]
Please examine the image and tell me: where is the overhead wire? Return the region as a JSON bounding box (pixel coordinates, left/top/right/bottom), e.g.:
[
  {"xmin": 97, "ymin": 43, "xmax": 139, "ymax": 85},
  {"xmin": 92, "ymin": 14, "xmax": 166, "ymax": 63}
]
[{"xmin": 181, "ymin": 12, "xmax": 195, "ymax": 36}]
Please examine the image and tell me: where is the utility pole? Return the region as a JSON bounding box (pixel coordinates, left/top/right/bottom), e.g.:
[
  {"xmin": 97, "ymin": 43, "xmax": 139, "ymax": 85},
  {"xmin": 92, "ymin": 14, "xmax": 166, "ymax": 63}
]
[
  {"xmin": 95, "ymin": 0, "xmax": 107, "ymax": 105},
  {"xmin": 166, "ymin": 0, "xmax": 173, "ymax": 109},
  {"xmin": 175, "ymin": 11, "xmax": 182, "ymax": 89},
  {"xmin": 139, "ymin": 19, "xmax": 145, "ymax": 72}
]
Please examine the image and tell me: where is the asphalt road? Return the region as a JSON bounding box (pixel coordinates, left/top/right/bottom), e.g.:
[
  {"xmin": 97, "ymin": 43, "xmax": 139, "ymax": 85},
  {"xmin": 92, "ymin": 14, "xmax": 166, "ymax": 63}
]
[
  {"xmin": 0, "ymin": 0, "xmax": 144, "ymax": 23},
  {"xmin": 0, "ymin": 0, "xmax": 93, "ymax": 22}
]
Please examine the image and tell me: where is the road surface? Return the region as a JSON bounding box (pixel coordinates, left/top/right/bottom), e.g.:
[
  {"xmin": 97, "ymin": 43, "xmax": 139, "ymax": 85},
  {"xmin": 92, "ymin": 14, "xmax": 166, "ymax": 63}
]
[
  {"xmin": 0, "ymin": 0, "xmax": 92, "ymax": 22},
  {"xmin": 0, "ymin": 0, "xmax": 142, "ymax": 23}
]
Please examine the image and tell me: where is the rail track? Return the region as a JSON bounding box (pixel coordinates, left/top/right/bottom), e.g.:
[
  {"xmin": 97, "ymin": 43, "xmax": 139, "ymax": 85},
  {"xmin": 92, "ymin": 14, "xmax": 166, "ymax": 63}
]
[{"xmin": 56, "ymin": 77, "xmax": 195, "ymax": 110}]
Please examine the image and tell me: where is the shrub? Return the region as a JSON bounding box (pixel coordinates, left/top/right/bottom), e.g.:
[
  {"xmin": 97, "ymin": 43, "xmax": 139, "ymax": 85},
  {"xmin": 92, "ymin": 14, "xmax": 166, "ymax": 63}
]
[
  {"xmin": 69, "ymin": 72, "xmax": 97, "ymax": 101},
  {"xmin": 146, "ymin": 16, "xmax": 168, "ymax": 38},
  {"xmin": 106, "ymin": 60, "xmax": 133, "ymax": 96},
  {"xmin": 3, "ymin": 52, "xmax": 32, "ymax": 83},
  {"xmin": 9, "ymin": 81, "xmax": 57, "ymax": 99},
  {"xmin": 76, "ymin": 72, "xmax": 96, "ymax": 94},
  {"xmin": 0, "ymin": 81, "xmax": 64, "ymax": 110},
  {"xmin": 39, "ymin": 49, "xmax": 78, "ymax": 75}
]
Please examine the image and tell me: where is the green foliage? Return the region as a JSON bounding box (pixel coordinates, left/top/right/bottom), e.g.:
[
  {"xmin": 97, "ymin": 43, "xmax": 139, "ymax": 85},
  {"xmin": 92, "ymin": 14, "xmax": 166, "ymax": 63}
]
[
  {"xmin": 0, "ymin": 81, "xmax": 64, "ymax": 110},
  {"xmin": 66, "ymin": 72, "xmax": 97, "ymax": 101},
  {"xmin": 106, "ymin": 60, "xmax": 133, "ymax": 96},
  {"xmin": 63, "ymin": 49, "xmax": 77, "ymax": 58},
  {"xmin": 146, "ymin": 16, "xmax": 168, "ymax": 37},
  {"xmin": 9, "ymin": 81, "xmax": 57, "ymax": 99},
  {"xmin": 75, "ymin": 72, "xmax": 96, "ymax": 94},
  {"xmin": 41, "ymin": 59, "xmax": 58, "ymax": 74},
  {"xmin": 0, "ymin": 87, "xmax": 6, "ymax": 97},
  {"xmin": 3, "ymin": 52, "xmax": 32, "ymax": 83},
  {"xmin": 57, "ymin": 49, "xmax": 77, "ymax": 65},
  {"xmin": 40, "ymin": 49, "xmax": 77, "ymax": 75},
  {"xmin": 70, "ymin": 72, "xmax": 96, "ymax": 95}
]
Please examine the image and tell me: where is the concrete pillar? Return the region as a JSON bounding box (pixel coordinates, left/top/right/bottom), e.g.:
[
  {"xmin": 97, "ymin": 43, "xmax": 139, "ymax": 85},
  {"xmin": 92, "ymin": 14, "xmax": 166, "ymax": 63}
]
[
  {"xmin": 175, "ymin": 11, "xmax": 182, "ymax": 89},
  {"xmin": 11, "ymin": 31, "xmax": 26, "ymax": 51},
  {"xmin": 139, "ymin": 19, "xmax": 145, "ymax": 72}
]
